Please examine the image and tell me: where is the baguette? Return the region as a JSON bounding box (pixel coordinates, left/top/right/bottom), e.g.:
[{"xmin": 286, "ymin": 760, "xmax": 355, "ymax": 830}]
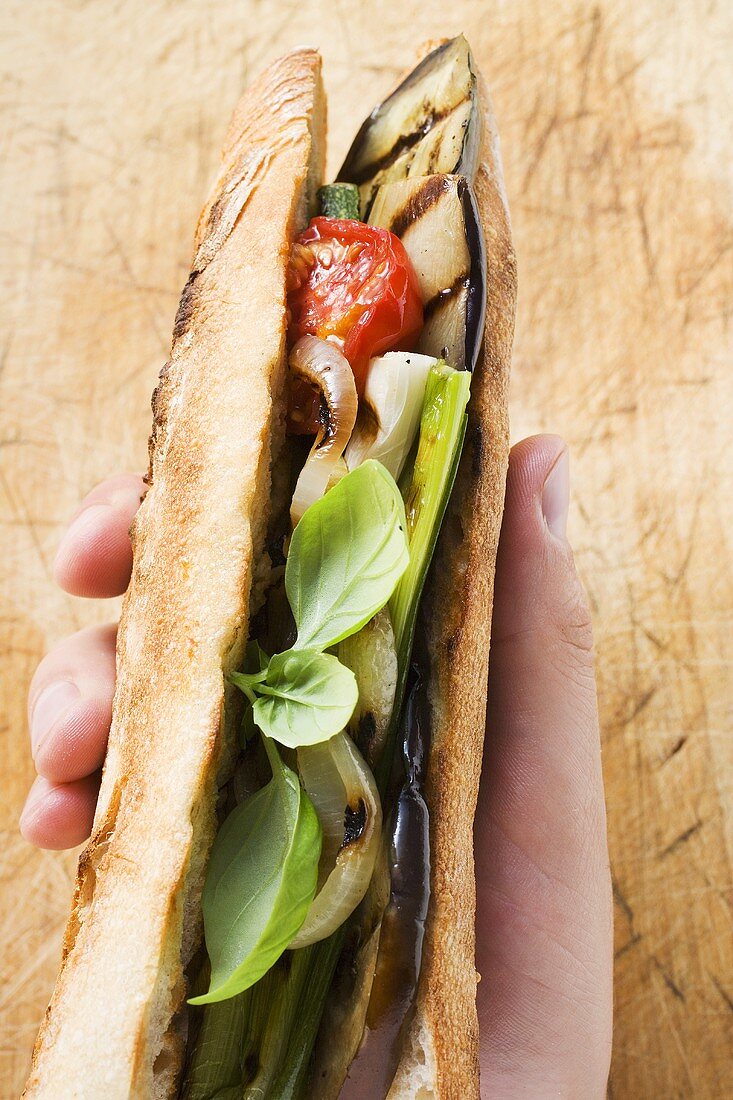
[
  {"xmin": 25, "ymin": 48, "xmax": 325, "ymax": 1099},
  {"xmin": 25, "ymin": 40, "xmax": 515, "ymax": 1100}
]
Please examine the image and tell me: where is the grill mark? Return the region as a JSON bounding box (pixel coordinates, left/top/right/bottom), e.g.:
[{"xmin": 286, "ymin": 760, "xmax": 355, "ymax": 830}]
[
  {"xmin": 423, "ymin": 273, "xmax": 470, "ymax": 320},
  {"xmin": 338, "ymin": 38, "xmax": 462, "ymax": 185},
  {"xmin": 341, "ymin": 799, "xmax": 367, "ymax": 850},
  {"xmin": 389, "ymin": 174, "xmax": 452, "ymax": 239},
  {"xmin": 427, "ymin": 126, "xmax": 451, "ymax": 174},
  {"xmin": 351, "ymin": 108, "xmax": 455, "ymax": 185},
  {"xmin": 314, "ymin": 392, "xmax": 336, "ymax": 448}
]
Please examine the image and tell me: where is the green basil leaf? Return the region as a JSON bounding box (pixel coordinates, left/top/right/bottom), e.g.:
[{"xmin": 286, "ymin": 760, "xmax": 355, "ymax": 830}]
[
  {"xmin": 287, "ymin": 460, "xmax": 409, "ymax": 651},
  {"xmin": 244, "ymin": 639, "xmax": 270, "ymax": 672},
  {"xmin": 252, "ymin": 649, "xmax": 358, "ymax": 748},
  {"xmin": 229, "ymin": 668, "xmax": 268, "ymax": 705},
  {"xmin": 190, "ymin": 738, "xmax": 321, "ymax": 1005}
]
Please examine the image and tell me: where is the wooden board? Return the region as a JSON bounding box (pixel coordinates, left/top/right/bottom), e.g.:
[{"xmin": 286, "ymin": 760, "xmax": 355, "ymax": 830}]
[{"xmin": 1, "ymin": 1, "xmax": 731, "ymax": 1095}]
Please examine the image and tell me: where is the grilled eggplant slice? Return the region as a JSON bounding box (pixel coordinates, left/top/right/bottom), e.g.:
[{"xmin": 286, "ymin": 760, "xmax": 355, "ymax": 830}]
[
  {"xmin": 369, "ymin": 173, "xmax": 486, "ymax": 372},
  {"xmin": 338, "ymin": 36, "xmax": 481, "ymax": 216}
]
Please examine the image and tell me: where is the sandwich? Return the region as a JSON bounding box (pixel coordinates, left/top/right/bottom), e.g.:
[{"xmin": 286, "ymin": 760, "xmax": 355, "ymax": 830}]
[{"xmin": 24, "ymin": 35, "xmax": 516, "ymax": 1099}]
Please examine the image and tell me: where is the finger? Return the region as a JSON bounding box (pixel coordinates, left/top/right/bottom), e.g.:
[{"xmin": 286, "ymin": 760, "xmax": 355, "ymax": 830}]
[
  {"xmin": 53, "ymin": 473, "xmax": 145, "ymax": 598},
  {"xmin": 475, "ymin": 435, "xmax": 612, "ymax": 1099},
  {"xmin": 27, "ymin": 624, "xmax": 116, "ymax": 784},
  {"xmin": 20, "ymin": 774, "xmax": 100, "ymax": 850}
]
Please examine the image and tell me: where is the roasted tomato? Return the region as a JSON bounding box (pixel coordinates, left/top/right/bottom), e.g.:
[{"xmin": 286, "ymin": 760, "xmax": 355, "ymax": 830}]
[{"xmin": 287, "ymin": 218, "xmax": 423, "ymax": 430}]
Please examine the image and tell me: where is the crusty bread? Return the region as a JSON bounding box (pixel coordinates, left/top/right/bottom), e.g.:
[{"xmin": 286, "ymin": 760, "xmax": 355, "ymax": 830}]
[
  {"xmin": 387, "ymin": 71, "xmax": 516, "ymax": 1100},
  {"xmin": 24, "ymin": 49, "xmax": 325, "ymax": 1099},
  {"xmin": 24, "ymin": 43, "xmax": 514, "ymax": 1100}
]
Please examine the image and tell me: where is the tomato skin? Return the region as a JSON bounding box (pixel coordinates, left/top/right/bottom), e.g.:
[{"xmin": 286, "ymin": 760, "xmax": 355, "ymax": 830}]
[{"xmin": 288, "ymin": 218, "xmax": 423, "ymax": 401}]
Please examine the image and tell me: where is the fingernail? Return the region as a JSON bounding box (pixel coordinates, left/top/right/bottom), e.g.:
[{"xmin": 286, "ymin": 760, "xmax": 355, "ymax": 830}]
[
  {"xmin": 31, "ymin": 680, "xmax": 80, "ymax": 757},
  {"xmin": 542, "ymin": 448, "xmax": 570, "ymax": 539}
]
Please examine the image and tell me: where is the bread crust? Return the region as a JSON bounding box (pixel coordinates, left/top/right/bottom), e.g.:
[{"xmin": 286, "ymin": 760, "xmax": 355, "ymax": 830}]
[
  {"xmin": 388, "ymin": 70, "xmax": 516, "ymax": 1100},
  {"xmin": 24, "ymin": 49, "xmax": 325, "ymax": 1100},
  {"xmin": 24, "ymin": 43, "xmax": 513, "ymax": 1100}
]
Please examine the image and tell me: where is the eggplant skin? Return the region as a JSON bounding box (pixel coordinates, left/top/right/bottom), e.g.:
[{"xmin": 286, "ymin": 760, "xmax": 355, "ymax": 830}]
[
  {"xmin": 338, "ymin": 36, "xmax": 480, "ymax": 216},
  {"xmin": 460, "ymin": 178, "xmax": 487, "ymax": 374}
]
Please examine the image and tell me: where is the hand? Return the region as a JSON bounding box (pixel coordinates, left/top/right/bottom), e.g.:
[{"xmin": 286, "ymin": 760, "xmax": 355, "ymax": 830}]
[{"xmin": 20, "ymin": 437, "xmax": 612, "ymax": 1097}]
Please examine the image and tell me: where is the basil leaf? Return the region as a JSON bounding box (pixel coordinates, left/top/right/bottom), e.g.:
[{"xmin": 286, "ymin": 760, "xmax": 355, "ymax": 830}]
[
  {"xmin": 252, "ymin": 649, "xmax": 358, "ymax": 748},
  {"xmin": 287, "ymin": 460, "xmax": 409, "ymax": 651},
  {"xmin": 190, "ymin": 738, "xmax": 321, "ymax": 1005},
  {"xmin": 244, "ymin": 639, "xmax": 270, "ymax": 672},
  {"xmin": 229, "ymin": 669, "xmax": 268, "ymax": 705}
]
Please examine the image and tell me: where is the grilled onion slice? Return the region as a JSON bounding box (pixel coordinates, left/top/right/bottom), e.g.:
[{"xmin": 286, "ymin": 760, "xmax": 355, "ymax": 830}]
[
  {"xmin": 338, "ymin": 35, "xmax": 480, "ymax": 216},
  {"xmin": 289, "ymin": 336, "xmax": 358, "ymax": 525},
  {"xmin": 344, "ymin": 352, "xmax": 434, "ymax": 482},
  {"xmin": 289, "ymin": 733, "xmax": 382, "ymax": 949},
  {"xmin": 369, "ymin": 173, "xmax": 486, "ymax": 372}
]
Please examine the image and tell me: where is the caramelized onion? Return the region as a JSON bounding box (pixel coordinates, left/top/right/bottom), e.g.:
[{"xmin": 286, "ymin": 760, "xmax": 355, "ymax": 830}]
[
  {"xmin": 289, "ymin": 733, "xmax": 382, "ymax": 948},
  {"xmin": 289, "ymin": 336, "xmax": 358, "ymax": 525}
]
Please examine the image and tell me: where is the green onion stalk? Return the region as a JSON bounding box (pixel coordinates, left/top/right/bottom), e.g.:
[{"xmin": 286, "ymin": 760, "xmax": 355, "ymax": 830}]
[
  {"xmin": 380, "ymin": 362, "xmax": 470, "ymax": 793},
  {"xmin": 181, "ymin": 989, "xmax": 249, "ymax": 1099}
]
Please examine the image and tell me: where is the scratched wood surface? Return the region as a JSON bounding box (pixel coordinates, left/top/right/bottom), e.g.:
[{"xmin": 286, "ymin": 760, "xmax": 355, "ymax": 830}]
[{"xmin": 1, "ymin": 2, "xmax": 731, "ymax": 1096}]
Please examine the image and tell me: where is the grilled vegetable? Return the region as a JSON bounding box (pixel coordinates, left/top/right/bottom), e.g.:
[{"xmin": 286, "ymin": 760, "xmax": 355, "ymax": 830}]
[
  {"xmin": 344, "ymin": 351, "xmax": 435, "ymax": 482},
  {"xmin": 240, "ymin": 952, "xmax": 313, "ymax": 1098},
  {"xmin": 287, "ymin": 217, "xmax": 423, "ymax": 393},
  {"xmin": 181, "ymin": 990, "xmax": 248, "ymax": 1099},
  {"xmin": 339, "ymin": 608, "xmax": 399, "ymax": 766},
  {"xmin": 392, "ymin": 363, "xmax": 470, "ymax": 668},
  {"xmin": 288, "ymin": 336, "xmax": 358, "ymax": 525},
  {"xmin": 337, "ymin": 664, "xmax": 431, "ymax": 1099},
  {"xmin": 308, "ymin": 839, "xmax": 391, "ymax": 1096},
  {"xmin": 338, "ymin": 35, "xmax": 480, "ymax": 215},
  {"xmin": 291, "ymin": 732, "xmax": 382, "ymax": 948},
  {"xmin": 239, "ymin": 364, "xmax": 472, "ymax": 1098},
  {"xmin": 368, "ymin": 174, "xmax": 486, "ymax": 373},
  {"xmin": 329, "ymin": 366, "xmax": 472, "ymax": 1081},
  {"xmin": 318, "ymin": 183, "xmax": 360, "ymax": 219}
]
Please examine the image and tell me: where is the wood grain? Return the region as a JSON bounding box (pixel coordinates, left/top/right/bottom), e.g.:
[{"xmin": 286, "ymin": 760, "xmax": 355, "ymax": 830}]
[{"xmin": 1, "ymin": 2, "xmax": 731, "ymax": 1096}]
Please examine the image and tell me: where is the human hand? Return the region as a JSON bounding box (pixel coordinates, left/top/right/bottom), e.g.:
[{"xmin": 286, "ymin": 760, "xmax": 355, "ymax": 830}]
[{"xmin": 20, "ymin": 436, "xmax": 612, "ymax": 1097}]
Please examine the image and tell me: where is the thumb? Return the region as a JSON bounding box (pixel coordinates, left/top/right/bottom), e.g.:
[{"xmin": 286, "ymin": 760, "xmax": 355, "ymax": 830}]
[{"xmin": 475, "ymin": 435, "xmax": 612, "ymax": 1099}]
